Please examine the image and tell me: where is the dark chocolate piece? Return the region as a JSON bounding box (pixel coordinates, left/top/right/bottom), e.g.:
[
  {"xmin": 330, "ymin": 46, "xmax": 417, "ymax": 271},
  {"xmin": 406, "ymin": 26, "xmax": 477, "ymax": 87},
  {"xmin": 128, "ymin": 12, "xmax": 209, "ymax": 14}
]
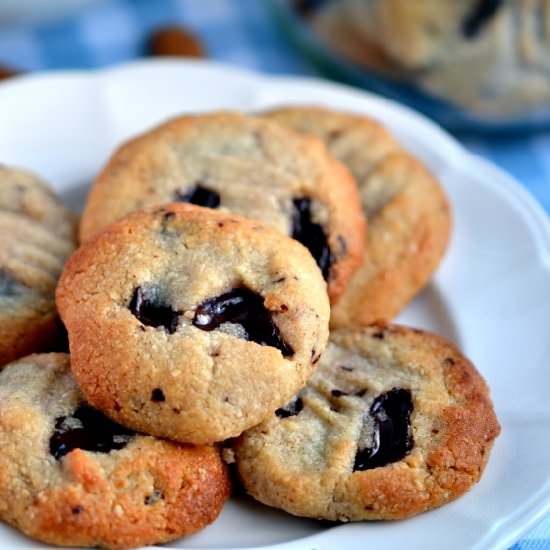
[
  {"xmin": 291, "ymin": 198, "xmax": 334, "ymax": 280},
  {"xmin": 275, "ymin": 396, "xmax": 304, "ymax": 418},
  {"xmin": 129, "ymin": 286, "xmax": 180, "ymax": 334},
  {"xmin": 462, "ymin": 0, "xmax": 503, "ymax": 38},
  {"xmin": 151, "ymin": 388, "xmax": 166, "ymax": 402},
  {"xmin": 174, "ymin": 185, "xmax": 220, "ymax": 208},
  {"xmin": 353, "ymin": 388, "xmax": 413, "ymax": 471},
  {"xmin": 49, "ymin": 405, "xmax": 135, "ymax": 460},
  {"xmin": 193, "ymin": 288, "xmax": 294, "ymax": 356}
]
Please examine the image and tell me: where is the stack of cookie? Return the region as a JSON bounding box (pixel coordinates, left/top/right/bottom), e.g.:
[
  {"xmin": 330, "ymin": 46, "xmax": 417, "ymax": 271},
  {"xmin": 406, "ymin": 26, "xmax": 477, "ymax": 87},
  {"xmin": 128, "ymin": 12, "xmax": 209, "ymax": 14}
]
[{"xmin": 0, "ymin": 107, "xmax": 500, "ymax": 548}]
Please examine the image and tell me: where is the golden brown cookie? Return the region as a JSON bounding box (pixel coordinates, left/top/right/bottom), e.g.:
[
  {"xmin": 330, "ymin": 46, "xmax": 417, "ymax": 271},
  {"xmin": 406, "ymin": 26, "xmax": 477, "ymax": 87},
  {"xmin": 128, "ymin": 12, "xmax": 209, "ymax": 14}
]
[
  {"xmin": 234, "ymin": 323, "xmax": 500, "ymax": 521},
  {"xmin": 0, "ymin": 353, "xmax": 230, "ymax": 549},
  {"xmin": 57, "ymin": 204, "xmax": 330, "ymax": 445},
  {"xmin": 0, "ymin": 165, "xmax": 77, "ymax": 367},
  {"xmin": 79, "ymin": 111, "xmax": 366, "ymax": 303},
  {"xmin": 303, "ymin": 0, "xmax": 550, "ymax": 114},
  {"xmin": 264, "ymin": 106, "xmax": 451, "ymax": 327}
]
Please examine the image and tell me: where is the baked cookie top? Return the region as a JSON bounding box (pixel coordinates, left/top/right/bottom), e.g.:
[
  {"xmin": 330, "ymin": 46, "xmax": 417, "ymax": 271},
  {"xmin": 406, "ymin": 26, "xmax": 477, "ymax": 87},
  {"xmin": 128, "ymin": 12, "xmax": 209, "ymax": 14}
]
[
  {"xmin": 0, "ymin": 353, "xmax": 230, "ymax": 549},
  {"xmin": 79, "ymin": 111, "xmax": 366, "ymax": 303},
  {"xmin": 264, "ymin": 106, "xmax": 451, "ymax": 327},
  {"xmin": 0, "ymin": 165, "xmax": 77, "ymax": 366},
  {"xmin": 0, "ymin": 164, "xmax": 75, "ymax": 240},
  {"xmin": 234, "ymin": 324, "xmax": 500, "ymax": 521},
  {"xmin": 57, "ymin": 204, "xmax": 330, "ymax": 444}
]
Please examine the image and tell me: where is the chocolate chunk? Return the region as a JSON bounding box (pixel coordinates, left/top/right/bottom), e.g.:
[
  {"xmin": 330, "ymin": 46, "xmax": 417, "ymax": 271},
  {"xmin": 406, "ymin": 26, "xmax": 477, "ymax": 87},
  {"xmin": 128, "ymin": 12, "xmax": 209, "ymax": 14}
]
[
  {"xmin": 151, "ymin": 388, "xmax": 165, "ymax": 402},
  {"xmin": 129, "ymin": 286, "xmax": 180, "ymax": 334},
  {"xmin": 49, "ymin": 406, "xmax": 135, "ymax": 460},
  {"xmin": 52, "ymin": 319, "xmax": 70, "ymax": 353},
  {"xmin": 0, "ymin": 269, "xmax": 27, "ymax": 297},
  {"xmin": 462, "ymin": 0, "xmax": 502, "ymax": 38},
  {"xmin": 276, "ymin": 396, "xmax": 303, "ymax": 418},
  {"xmin": 353, "ymin": 388, "xmax": 413, "ymax": 471},
  {"xmin": 174, "ymin": 184, "xmax": 220, "ymax": 208},
  {"xmin": 193, "ymin": 288, "xmax": 294, "ymax": 356},
  {"xmin": 291, "ymin": 198, "xmax": 334, "ymax": 280}
]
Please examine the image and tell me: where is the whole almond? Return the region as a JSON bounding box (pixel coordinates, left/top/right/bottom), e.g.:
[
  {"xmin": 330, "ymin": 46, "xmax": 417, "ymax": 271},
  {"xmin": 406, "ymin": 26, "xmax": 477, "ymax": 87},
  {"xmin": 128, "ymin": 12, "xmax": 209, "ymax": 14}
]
[{"xmin": 148, "ymin": 26, "xmax": 205, "ymax": 58}]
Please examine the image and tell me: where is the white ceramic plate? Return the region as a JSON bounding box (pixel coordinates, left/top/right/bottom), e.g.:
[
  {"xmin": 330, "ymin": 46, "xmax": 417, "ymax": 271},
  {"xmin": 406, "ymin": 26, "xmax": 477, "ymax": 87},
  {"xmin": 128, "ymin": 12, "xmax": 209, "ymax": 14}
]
[{"xmin": 0, "ymin": 60, "xmax": 549, "ymax": 550}]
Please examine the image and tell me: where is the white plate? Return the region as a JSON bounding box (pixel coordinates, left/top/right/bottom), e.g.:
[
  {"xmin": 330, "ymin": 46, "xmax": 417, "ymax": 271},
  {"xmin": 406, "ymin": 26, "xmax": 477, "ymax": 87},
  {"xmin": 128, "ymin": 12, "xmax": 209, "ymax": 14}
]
[{"xmin": 0, "ymin": 60, "xmax": 549, "ymax": 550}]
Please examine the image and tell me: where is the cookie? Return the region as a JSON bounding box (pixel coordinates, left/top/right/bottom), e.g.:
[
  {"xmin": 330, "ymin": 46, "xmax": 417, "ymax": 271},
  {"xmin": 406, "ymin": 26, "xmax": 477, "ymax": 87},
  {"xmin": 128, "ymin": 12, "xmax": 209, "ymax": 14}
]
[
  {"xmin": 0, "ymin": 353, "xmax": 230, "ymax": 549},
  {"xmin": 79, "ymin": 111, "xmax": 366, "ymax": 303},
  {"xmin": 57, "ymin": 204, "xmax": 330, "ymax": 445},
  {"xmin": 264, "ymin": 107, "xmax": 451, "ymax": 327},
  {"xmin": 0, "ymin": 165, "xmax": 77, "ymax": 366},
  {"xmin": 311, "ymin": 0, "xmax": 550, "ymax": 115},
  {"xmin": 234, "ymin": 323, "xmax": 500, "ymax": 521}
]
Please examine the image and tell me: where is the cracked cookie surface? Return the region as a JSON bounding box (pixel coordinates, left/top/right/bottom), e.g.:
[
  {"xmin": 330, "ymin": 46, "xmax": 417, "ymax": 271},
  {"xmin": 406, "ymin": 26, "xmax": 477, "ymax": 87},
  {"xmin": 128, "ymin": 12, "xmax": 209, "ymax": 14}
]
[
  {"xmin": 57, "ymin": 204, "xmax": 330, "ymax": 444},
  {"xmin": 0, "ymin": 166, "xmax": 77, "ymax": 366},
  {"xmin": 264, "ymin": 106, "xmax": 451, "ymax": 327},
  {"xmin": 79, "ymin": 111, "xmax": 366, "ymax": 303},
  {"xmin": 0, "ymin": 353, "xmax": 229, "ymax": 549},
  {"xmin": 234, "ymin": 324, "xmax": 500, "ymax": 521}
]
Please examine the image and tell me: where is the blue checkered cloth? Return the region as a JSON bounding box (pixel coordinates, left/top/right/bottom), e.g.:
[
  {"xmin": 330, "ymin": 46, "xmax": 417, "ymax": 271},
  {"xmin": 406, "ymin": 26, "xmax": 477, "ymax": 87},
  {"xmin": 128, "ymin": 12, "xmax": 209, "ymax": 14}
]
[{"xmin": 0, "ymin": 2, "xmax": 548, "ymax": 548}]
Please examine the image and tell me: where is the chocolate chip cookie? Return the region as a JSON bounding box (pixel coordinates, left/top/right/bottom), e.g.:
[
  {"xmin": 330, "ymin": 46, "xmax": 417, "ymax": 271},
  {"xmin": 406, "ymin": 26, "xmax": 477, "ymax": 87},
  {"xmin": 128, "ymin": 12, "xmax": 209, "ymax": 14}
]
[
  {"xmin": 264, "ymin": 107, "xmax": 451, "ymax": 327},
  {"xmin": 0, "ymin": 353, "xmax": 230, "ymax": 549},
  {"xmin": 57, "ymin": 204, "xmax": 330, "ymax": 444},
  {"xmin": 234, "ymin": 323, "xmax": 500, "ymax": 521},
  {"xmin": 0, "ymin": 166, "xmax": 77, "ymax": 366},
  {"xmin": 79, "ymin": 111, "xmax": 366, "ymax": 303},
  {"xmin": 312, "ymin": 0, "xmax": 550, "ymax": 115}
]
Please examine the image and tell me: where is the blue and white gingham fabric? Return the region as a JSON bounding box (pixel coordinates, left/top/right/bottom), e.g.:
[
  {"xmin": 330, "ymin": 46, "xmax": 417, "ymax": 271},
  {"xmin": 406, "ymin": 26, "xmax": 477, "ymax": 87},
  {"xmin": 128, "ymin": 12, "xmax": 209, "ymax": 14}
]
[{"xmin": 0, "ymin": 1, "xmax": 548, "ymax": 548}]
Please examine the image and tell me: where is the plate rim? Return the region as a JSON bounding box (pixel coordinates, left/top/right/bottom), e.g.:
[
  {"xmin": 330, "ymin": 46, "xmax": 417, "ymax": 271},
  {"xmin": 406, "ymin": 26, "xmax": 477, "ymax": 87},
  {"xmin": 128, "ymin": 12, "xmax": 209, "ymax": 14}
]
[{"xmin": 3, "ymin": 57, "xmax": 550, "ymax": 250}]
